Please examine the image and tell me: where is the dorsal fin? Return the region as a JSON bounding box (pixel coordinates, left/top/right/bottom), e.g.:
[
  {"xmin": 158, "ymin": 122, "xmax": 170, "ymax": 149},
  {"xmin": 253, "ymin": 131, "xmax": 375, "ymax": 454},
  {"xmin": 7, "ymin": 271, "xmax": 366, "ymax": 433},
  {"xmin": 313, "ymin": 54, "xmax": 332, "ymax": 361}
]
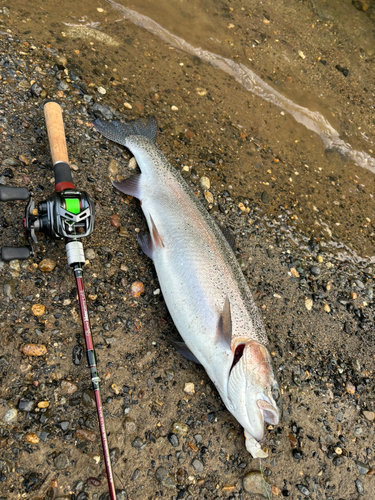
[{"xmin": 217, "ymin": 296, "xmax": 232, "ymax": 347}]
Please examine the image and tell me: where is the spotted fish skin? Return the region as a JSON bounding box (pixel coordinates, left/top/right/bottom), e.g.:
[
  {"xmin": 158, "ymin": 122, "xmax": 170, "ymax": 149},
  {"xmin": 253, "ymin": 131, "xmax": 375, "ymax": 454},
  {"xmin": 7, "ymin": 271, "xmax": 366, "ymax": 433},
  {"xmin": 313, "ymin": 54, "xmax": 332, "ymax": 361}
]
[{"xmin": 94, "ymin": 116, "xmax": 281, "ymax": 457}]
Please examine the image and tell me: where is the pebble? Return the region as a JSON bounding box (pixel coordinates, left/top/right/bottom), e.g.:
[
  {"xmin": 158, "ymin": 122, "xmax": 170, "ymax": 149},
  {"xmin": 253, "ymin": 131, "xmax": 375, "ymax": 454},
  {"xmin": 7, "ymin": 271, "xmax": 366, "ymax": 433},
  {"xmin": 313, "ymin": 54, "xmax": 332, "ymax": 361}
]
[
  {"xmin": 39, "ymin": 258, "xmax": 56, "ymax": 272},
  {"xmin": 243, "ymin": 471, "xmax": 271, "ymax": 498},
  {"xmin": 85, "ymin": 248, "xmax": 96, "ymax": 260},
  {"xmin": 124, "ymin": 102, "xmax": 132, "ymax": 109},
  {"xmin": 97, "ymin": 86, "xmax": 106, "ymax": 95},
  {"xmin": 123, "ymin": 416, "xmax": 137, "ymax": 433},
  {"xmin": 172, "ymin": 422, "xmax": 189, "ymax": 436},
  {"xmin": 355, "ymin": 460, "xmax": 370, "ymax": 475},
  {"xmin": 204, "ymin": 190, "xmax": 214, "ymax": 204},
  {"xmin": 37, "ymin": 401, "xmax": 49, "ymax": 408},
  {"xmin": 200, "ymin": 176, "xmax": 210, "ymax": 190},
  {"xmin": 168, "ymin": 433, "xmax": 179, "ymax": 447},
  {"xmin": 54, "ymin": 453, "xmax": 70, "ymax": 470},
  {"xmin": 191, "ymin": 458, "xmax": 204, "ymax": 472},
  {"xmin": 355, "ymin": 478, "xmax": 364, "ymax": 495},
  {"xmin": 362, "ymin": 410, "xmax": 375, "ymax": 421},
  {"xmin": 155, "ymin": 466, "xmax": 176, "ymax": 490},
  {"xmin": 81, "ymin": 390, "xmax": 96, "ymax": 409},
  {"xmin": 184, "ymin": 382, "xmax": 195, "ymax": 395},
  {"xmin": 18, "ymin": 398, "xmax": 35, "ymax": 412},
  {"xmin": 305, "ymin": 298, "xmax": 313, "ymax": 311},
  {"xmin": 310, "ymin": 266, "xmax": 321, "ymax": 276},
  {"xmin": 128, "ymin": 157, "xmax": 137, "ymax": 169},
  {"xmin": 22, "ymin": 343, "xmax": 47, "ymax": 356},
  {"xmin": 86, "ymin": 477, "xmax": 101, "ymax": 487},
  {"xmin": 323, "ymin": 303, "xmax": 331, "ymax": 313},
  {"xmin": 107, "ymin": 158, "xmax": 119, "ymax": 177},
  {"xmin": 297, "ymin": 484, "xmax": 310, "ymax": 496},
  {"xmin": 130, "ymin": 281, "xmax": 145, "ymax": 297},
  {"xmin": 171, "ymin": 105, "xmax": 178, "ymax": 111},
  {"xmin": 61, "ymin": 380, "xmax": 78, "ymax": 395},
  {"xmin": 110, "ymin": 214, "xmax": 121, "ymax": 227},
  {"xmin": 290, "ymin": 268, "xmax": 300, "ymax": 278},
  {"xmin": 196, "ymin": 87, "xmax": 207, "ymax": 96},
  {"xmin": 3, "ymin": 408, "xmax": 17, "ymax": 424},
  {"xmin": 76, "ymin": 429, "xmax": 96, "ymax": 442},
  {"xmin": 131, "ymin": 437, "xmax": 146, "ymax": 449},
  {"xmin": 91, "ymin": 103, "xmax": 113, "ymax": 120},
  {"xmin": 31, "ymin": 304, "xmax": 45, "ymax": 316},
  {"xmin": 346, "ymin": 381, "xmax": 356, "ymax": 394},
  {"xmin": 25, "ymin": 433, "xmax": 39, "ymax": 444}
]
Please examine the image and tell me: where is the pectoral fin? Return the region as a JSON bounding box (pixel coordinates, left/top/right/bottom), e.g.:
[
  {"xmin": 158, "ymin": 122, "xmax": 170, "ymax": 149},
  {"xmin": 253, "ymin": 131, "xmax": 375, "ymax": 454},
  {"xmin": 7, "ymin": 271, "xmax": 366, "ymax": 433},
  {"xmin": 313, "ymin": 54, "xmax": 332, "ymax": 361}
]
[
  {"xmin": 149, "ymin": 214, "xmax": 164, "ymax": 249},
  {"xmin": 217, "ymin": 296, "xmax": 232, "ymax": 347},
  {"xmin": 112, "ymin": 176, "xmax": 141, "ymax": 199},
  {"xmin": 137, "ymin": 233, "xmax": 154, "ymax": 260},
  {"xmin": 170, "ymin": 340, "xmax": 201, "ymax": 364}
]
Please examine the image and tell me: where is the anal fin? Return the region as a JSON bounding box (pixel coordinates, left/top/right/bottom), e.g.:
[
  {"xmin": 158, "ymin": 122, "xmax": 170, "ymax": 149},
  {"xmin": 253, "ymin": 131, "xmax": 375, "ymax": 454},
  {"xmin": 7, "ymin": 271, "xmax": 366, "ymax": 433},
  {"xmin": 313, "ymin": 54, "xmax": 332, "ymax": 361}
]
[{"xmin": 112, "ymin": 176, "xmax": 141, "ymax": 199}]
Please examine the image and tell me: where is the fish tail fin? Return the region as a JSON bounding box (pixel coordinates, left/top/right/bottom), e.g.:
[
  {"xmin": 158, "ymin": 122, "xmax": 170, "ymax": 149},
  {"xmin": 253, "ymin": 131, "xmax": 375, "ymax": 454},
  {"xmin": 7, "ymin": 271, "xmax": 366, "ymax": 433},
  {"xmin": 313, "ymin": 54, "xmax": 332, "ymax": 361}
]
[{"xmin": 93, "ymin": 116, "xmax": 158, "ymax": 146}]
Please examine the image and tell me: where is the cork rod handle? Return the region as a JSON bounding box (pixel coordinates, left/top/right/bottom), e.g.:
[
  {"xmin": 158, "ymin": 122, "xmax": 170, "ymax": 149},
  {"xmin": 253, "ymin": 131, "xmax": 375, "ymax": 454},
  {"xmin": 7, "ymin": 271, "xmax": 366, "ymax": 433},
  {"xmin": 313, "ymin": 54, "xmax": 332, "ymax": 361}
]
[{"xmin": 44, "ymin": 101, "xmax": 69, "ymax": 165}]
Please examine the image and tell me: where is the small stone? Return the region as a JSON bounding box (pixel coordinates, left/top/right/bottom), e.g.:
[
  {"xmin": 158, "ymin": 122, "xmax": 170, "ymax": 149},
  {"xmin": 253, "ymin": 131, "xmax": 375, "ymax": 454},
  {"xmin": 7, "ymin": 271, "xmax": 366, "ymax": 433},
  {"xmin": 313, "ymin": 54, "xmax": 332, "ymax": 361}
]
[
  {"xmin": 355, "ymin": 478, "xmax": 364, "ymax": 495},
  {"xmin": 19, "ymin": 154, "xmax": 29, "ymax": 165},
  {"xmin": 168, "ymin": 433, "xmax": 179, "ymax": 447},
  {"xmin": 351, "ymin": 292, "xmax": 358, "ymax": 300},
  {"xmin": 39, "ymin": 259, "xmax": 56, "ymax": 272},
  {"xmin": 184, "ymin": 382, "xmax": 195, "ymax": 395},
  {"xmin": 362, "ymin": 411, "xmax": 375, "ymax": 421},
  {"xmin": 171, "ymin": 105, "xmax": 178, "ymax": 111},
  {"xmin": 333, "ymin": 456, "xmax": 344, "ymax": 466},
  {"xmin": 18, "ymin": 398, "xmax": 35, "ymax": 412},
  {"xmin": 87, "ymin": 477, "xmax": 101, "ymax": 487},
  {"xmin": 172, "ymin": 422, "xmax": 189, "ymax": 436},
  {"xmin": 119, "ymin": 227, "xmax": 129, "ymax": 237},
  {"xmin": 123, "ymin": 416, "xmax": 137, "ymax": 433},
  {"xmin": 131, "ymin": 437, "xmax": 145, "ymax": 449},
  {"xmin": 200, "ymin": 176, "xmax": 210, "ymax": 190},
  {"xmin": 298, "ymin": 50, "xmax": 306, "ymax": 59},
  {"xmin": 124, "ymin": 102, "xmax": 132, "ymax": 109},
  {"xmin": 222, "ymin": 484, "xmax": 235, "ymax": 492},
  {"xmin": 334, "ymin": 447, "xmax": 342, "ymax": 455},
  {"xmin": 3, "ymin": 408, "xmax": 17, "ymax": 424},
  {"xmin": 110, "ymin": 214, "xmax": 121, "ymax": 228},
  {"xmin": 31, "ymin": 82, "xmax": 43, "ymax": 97},
  {"xmin": 18, "ymin": 80, "xmax": 30, "ymax": 90},
  {"xmin": 22, "ymin": 343, "xmax": 46, "ymax": 356},
  {"xmin": 192, "ymin": 459, "xmax": 204, "ymax": 472},
  {"xmin": 352, "ymin": 1, "xmax": 369, "ymax": 12},
  {"xmin": 323, "ymin": 303, "xmax": 331, "ymax": 313},
  {"xmin": 107, "ymin": 159, "xmax": 118, "ymax": 177},
  {"xmin": 316, "ymin": 255, "xmax": 323, "ymax": 263},
  {"xmin": 61, "ymin": 380, "xmax": 78, "ymax": 395},
  {"xmin": 37, "ymin": 401, "xmax": 49, "ymax": 408},
  {"xmin": 355, "ymin": 460, "xmax": 370, "ymax": 475},
  {"xmin": 196, "ymin": 88, "xmax": 207, "ymax": 96},
  {"xmin": 272, "ymin": 485, "xmax": 282, "ymax": 496},
  {"xmin": 76, "ymin": 429, "xmax": 96, "ymax": 442},
  {"xmin": 97, "ymin": 86, "xmax": 106, "ymax": 95},
  {"xmin": 128, "ymin": 157, "xmax": 137, "ymax": 170},
  {"xmin": 243, "ymin": 471, "xmax": 271, "ymax": 497},
  {"xmin": 204, "ymin": 191, "xmax": 214, "ymax": 204},
  {"xmin": 261, "ymin": 191, "xmax": 270, "ymax": 203},
  {"xmin": 346, "ymin": 381, "xmax": 356, "ymax": 394},
  {"xmin": 310, "ymin": 266, "xmax": 321, "ymax": 276},
  {"xmin": 155, "ymin": 466, "xmax": 176, "ymax": 490},
  {"xmin": 288, "ymin": 433, "xmax": 298, "ymax": 448},
  {"xmin": 297, "ymin": 484, "xmax": 310, "ymax": 496},
  {"xmin": 54, "ymin": 453, "xmax": 70, "ymax": 470},
  {"xmin": 111, "ymin": 383, "xmax": 120, "ymax": 395},
  {"xmin": 32, "ymin": 304, "xmax": 46, "ymax": 316},
  {"xmin": 26, "ymin": 433, "xmax": 39, "ymax": 444},
  {"xmin": 305, "ymin": 298, "xmax": 313, "ymax": 311},
  {"xmin": 130, "ymin": 281, "xmax": 145, "ymax": 297},
  {"xmin": 290, "ymin": 268, "xmax": 300, "ymax": 278},
  {"xmin": 85, "ymin": 248, "xmax": 96, "ymax": 260}
]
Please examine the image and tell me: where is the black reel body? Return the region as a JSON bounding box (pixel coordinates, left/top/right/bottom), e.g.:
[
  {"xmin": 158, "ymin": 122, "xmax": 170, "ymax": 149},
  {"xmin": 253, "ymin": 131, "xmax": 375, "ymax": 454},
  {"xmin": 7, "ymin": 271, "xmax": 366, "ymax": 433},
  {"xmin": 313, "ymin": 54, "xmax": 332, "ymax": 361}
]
[{"xmin": 0, "ymin": 187, "xmax": 95, "ymax": 261}]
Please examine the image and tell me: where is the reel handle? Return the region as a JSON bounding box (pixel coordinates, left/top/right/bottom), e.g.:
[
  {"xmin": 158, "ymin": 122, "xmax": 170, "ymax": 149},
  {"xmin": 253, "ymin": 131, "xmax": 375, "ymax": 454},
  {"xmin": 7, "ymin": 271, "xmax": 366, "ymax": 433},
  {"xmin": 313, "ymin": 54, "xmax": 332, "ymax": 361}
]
[
  {"xmin": 0, "ymin": 186, "xmax": 30, "ymax": 202},
  {"xmin": 1, "ymin": 246, "xmax": 30, "ymax": 262},
  {"xmin": 43, "ymin": 101, "xmax": 74, "ymax": 191}
]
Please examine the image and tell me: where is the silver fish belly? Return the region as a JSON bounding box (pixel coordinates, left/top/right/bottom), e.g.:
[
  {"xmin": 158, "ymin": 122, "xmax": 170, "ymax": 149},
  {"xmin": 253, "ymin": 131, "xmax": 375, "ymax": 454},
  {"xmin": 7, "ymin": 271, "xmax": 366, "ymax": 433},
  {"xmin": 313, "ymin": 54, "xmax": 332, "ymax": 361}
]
[{"xmin": 94, "ymin": 117, "xmax": 281, "ymax": 457}]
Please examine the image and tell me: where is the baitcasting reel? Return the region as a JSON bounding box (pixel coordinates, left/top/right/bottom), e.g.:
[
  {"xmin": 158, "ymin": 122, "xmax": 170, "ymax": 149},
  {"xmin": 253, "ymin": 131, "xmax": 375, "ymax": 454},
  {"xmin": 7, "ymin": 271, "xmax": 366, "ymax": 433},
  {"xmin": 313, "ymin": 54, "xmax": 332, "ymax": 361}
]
[{"xmin": 0, "ymin": 183, "xmax": 95, "ymax": 262}]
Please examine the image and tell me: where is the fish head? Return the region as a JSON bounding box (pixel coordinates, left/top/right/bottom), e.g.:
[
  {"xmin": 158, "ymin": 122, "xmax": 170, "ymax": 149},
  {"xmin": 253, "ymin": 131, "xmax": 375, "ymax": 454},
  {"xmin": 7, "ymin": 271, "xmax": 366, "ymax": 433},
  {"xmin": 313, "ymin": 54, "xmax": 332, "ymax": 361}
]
[{"xmin": 226, "ymin": 340, "xmax": 281, "ymax": 443}]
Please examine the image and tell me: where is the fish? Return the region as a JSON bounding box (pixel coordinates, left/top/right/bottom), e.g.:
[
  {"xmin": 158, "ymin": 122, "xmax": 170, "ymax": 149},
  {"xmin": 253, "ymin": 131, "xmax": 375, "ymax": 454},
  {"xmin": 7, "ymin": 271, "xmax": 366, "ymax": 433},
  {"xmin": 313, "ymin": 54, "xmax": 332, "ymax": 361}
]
[{"xmin": 94, "ymin": 116, "xmax": 281, "ymax": 458}]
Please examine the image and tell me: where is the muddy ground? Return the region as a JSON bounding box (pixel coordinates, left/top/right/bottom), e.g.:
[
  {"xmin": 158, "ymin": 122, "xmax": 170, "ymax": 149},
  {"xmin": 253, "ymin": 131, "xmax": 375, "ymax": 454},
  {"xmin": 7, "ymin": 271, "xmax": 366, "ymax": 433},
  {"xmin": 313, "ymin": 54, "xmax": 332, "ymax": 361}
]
[{"xmin": 0, "ymin": 1, "xmax": 374, "ymax": 499}]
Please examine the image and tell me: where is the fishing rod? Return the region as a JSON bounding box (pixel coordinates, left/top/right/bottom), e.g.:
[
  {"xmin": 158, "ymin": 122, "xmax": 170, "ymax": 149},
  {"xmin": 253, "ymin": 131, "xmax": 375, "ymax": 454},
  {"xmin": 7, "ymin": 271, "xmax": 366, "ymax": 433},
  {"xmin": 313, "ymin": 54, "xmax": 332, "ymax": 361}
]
[{"xmin": 0, "ymin": 102, "xmax": 117, "ymax": 499}]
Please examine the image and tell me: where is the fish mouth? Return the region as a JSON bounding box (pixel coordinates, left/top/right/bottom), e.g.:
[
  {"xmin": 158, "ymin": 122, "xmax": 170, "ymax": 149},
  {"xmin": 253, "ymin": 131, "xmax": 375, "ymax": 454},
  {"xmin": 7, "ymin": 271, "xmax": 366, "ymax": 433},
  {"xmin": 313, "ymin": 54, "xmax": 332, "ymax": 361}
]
[{"xmin": 257, "ymin": 398, "xmax": 280, "ymax": 426}]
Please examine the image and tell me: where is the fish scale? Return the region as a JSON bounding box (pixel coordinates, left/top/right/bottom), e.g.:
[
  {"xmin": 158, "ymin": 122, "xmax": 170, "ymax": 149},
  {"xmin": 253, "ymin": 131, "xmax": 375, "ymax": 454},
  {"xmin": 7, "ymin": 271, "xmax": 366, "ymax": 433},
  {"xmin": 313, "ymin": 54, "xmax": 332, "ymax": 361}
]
[{"xmin": 94, "ymin": 116, "xmax": 281, "ymax": 458}]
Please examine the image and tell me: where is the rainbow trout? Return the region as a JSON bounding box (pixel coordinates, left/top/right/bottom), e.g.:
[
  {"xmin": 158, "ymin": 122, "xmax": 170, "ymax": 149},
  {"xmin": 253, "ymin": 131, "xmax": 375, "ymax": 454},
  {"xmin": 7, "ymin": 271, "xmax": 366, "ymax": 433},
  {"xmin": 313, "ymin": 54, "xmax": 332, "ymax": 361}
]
[{"xmin": 94, "ymin": 116, "xmax": 281, "ymax": 457}]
